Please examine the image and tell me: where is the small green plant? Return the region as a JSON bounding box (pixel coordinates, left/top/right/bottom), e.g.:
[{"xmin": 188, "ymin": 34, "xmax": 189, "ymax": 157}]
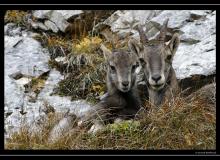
[{"xmin": 106, "ymin": 120, "xmax": 141, "ymax": 135}]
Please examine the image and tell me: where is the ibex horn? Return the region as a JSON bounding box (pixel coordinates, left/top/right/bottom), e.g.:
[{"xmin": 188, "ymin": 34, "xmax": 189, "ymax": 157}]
[
  {"xmin": 157, "ymin": 18, "xmax": 169, "ymax": 42},
  {"xmin": 136, "ymin": 24, "xmax": 148, "ymax": 44},
  {"xmin": 111, "ymin": 34, "xmax": 116, "ymax": 50}
]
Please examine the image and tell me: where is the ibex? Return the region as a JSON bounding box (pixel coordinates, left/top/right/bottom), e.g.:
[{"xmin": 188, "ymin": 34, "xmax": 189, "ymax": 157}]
[
  {"xmin": 129, "ymin": 18, "xmax": 180, "ymax": 106},
  {"xmin": 80, "ymin": 41, "xmax": 141, "ymax": 133}
]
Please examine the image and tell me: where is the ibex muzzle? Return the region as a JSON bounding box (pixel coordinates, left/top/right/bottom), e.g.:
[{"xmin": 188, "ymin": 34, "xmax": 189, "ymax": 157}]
[
  {"xmin": 129, "ymin": 19, "xmax": 180, "ymax": 91},
  {"xmin": 100, "ymin": 44, "xmax": 139, "ymax": 93}
]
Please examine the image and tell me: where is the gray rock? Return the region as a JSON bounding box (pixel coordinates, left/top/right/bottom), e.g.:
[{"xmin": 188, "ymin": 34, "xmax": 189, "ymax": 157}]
[
  {"xmin": 32, "ymin": 10, "xmax": 52, "ymax": 19},
  {"xmin": 21, "ymin": 30, "xmax": 40, "ymax": 38},
  {"xmin": 150, "ymin": 10, "xmax": 193, "ymax": 29},
  {"xmin": 4, "ymin": 69, "xmax": 90, "ymax": 125},
  {"xmin": 4, "ymin": 75, "xmax": 25, "ymax": 111},
  {"xmin": 180, "ymin": 12, "xmax": 216, "ymax": 43},
  {"xmin": 186, "ymin": 82, "xmax": 216, "ymax": 106},
  {"xmin": 9, "ymin": 71, "xmax": 23, "ymax": 80},
  {"xmin": 172, "ymin": 11, "xmax": 216, "ymax": 79},
  {"xmin": 33, "ymin": 10, "xmax": 71, "ymax": 32},
  {"xmin": 4, "ymin": 36, "xmax": 23, "ymax": 49},
  {"xmin": 5, "ymin": 35, "xmax": 50, "ymax": 77},
  {"xmin": 102, "ymin": 10, "xmax": 161, "ymax": 32},
  {"xmin": 15, "ymin": 77, "xmax": 32, "ymax": 88},
  {"xmin": 190, "ymin": 10, "xmax": 211, "ymax": 17},
  {"xmin": 30, "ymin": 21, "xmax": 49, "ymax": 31},
  {"xmin": 56, "ymin": 10, "xmax": 83, "ymax": 20},
  {"xmin": 46, "ymin": 11, "xmax": 70, "ymax": 33},
  {"xmin": 44, "ymin": 20, "xmax": 59, "ymax": 33},
  {"xmin": 4, "ymin": 23, "xmax": 22, "ymax": 36},
  {"xmin": 48, "ymin": 111, "xmax": 77, "ymax": 143},
  {"xmin": 4, "ymin": 28, "xmax": 50, "ymax": 139},
  {"xmin": 33, "ymin": 10, "xmax": 83, "ymax": 21},
  {"xmin": 4, "ymin": 102, "xmax": 48, "ymax": 140},
  {"xmin": 95, "ymin": 10, "xmax": 162, "ymax": 39},
  {"xmin": 4, "ymin": 23, "xmax": 16, "ymax": 35},
  {"xmin": 173, "ymin": 34, "xmax": 216, "ymax": 79}
]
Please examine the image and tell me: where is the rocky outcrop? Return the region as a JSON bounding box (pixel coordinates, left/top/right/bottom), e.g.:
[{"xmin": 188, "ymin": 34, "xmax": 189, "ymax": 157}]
[
  {"xmin": 95, "ymin": 10, "xmax": 216, "ymax": 80},
  {"xmin": 31, "ymin": 10, "xmax": 84, "ymax": 33},
  {"xmin": 33, "ymin": 10, "xmax": 83, "ymax": 20},
  {"xmin": 94, "ymin": 10, "xmax": 162, "ymax": 39},
  {"xmin": 4, "ymin": 25, "xmax": 92, "ymax": 141},
  {"xmin": 44, "ymin": 20, "xmax": 59, "ymax": 33},
  {"xmin": 47, "ymin": 111, "xmax": 78, "ymax": 143}
]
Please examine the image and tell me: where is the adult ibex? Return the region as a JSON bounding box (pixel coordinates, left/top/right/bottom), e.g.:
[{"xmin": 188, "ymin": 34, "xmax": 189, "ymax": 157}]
[
  {"xmin": 129, "ymin": 18, "xmax": 180, "ymax": 106},
  {"xmin": 81, "ymin": 41, "xmax": 141, "ymax": 133}
]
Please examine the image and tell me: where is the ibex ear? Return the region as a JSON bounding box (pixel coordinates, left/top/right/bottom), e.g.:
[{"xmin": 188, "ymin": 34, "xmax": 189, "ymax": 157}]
[
  {"xmin": 168, "ymin": 33, "xmax": 180, "ymax": 55},
  {"xmin": 128, "ymin": 38, "xmax": 143, "ymax": 57},
  {"xmin": 100, "ymin": 44, "xmax": 112, "ymax": 61}
]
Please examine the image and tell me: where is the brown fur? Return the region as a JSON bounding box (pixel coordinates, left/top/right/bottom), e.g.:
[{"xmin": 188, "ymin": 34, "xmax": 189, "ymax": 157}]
[
  {"xmin": 81, "ymin": 43, "xmax": 141, "ymax": 128},
  {"xmin": 129, "ymin": 19, "xmax": 180, "ymax": 106}
]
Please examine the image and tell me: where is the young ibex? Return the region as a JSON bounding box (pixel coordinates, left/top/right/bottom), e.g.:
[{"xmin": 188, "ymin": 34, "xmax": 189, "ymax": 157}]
[
  {"xmin": 129, "ymin": 18, "xmax": 180, "ymax": 106},
  {"xmin": 81, "ymin": 42, "xmax": 141, "ymax": 132}
]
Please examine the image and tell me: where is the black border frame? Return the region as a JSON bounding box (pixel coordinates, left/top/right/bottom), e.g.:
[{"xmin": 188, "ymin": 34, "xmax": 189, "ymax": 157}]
[{"xmin": 1, "ymin": 5, "xmax": 219, "ymax": 156}]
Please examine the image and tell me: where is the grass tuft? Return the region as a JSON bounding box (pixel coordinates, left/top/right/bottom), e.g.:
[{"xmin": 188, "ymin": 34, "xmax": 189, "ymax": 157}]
[
  {"xmin": 5, "ymin": 10, "xmax": 29, "ymax": 26},
  {"xmin": 5, "ymin": 93, "xmax": 216, "ymax": 150}
]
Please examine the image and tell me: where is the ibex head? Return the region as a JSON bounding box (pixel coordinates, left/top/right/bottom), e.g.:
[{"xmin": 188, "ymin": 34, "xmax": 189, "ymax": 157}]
[
  {"xmin": 100, "ymin": 43, "xmax": 139, "ymax": 92},
  {"xmin": 129, "ymin": 18, "xmax": 180, "ymax": 91}
]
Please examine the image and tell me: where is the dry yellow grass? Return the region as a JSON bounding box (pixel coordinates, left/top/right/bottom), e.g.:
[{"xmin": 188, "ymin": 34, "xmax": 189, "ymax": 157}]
[
  {"xmin": 5, "ymin": 10, "xmax": 28, "ymax": 26},
  {"xmin": 5, "ymin": 92, "xmax": 216, "ymax": 150}
]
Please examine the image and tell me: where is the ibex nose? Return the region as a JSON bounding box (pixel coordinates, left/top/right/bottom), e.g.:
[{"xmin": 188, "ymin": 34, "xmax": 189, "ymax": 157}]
[
  {"xmin": 122, "ymin": 81, "xmax": 129, "ymax": 87},
  {"xmin": 152, "ymin": 74, "xmax": 161, "ymax": 83}
]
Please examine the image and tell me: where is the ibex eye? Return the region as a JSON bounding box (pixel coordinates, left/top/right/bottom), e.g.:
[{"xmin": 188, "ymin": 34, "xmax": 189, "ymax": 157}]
[
  {"xmin": 167, "ymin": 55, "xmax": 172, "ymax": 61},
  {"xmin": 110, "ymin": 65, "xmax": 116, "ymax": 71},
  {"xmin": 132, "ymin": 65, "xmax": 136, "ymax": 72},
  {"xmin": 139, "ymin": 58, "xmax": 146, "ymax": 66}
]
